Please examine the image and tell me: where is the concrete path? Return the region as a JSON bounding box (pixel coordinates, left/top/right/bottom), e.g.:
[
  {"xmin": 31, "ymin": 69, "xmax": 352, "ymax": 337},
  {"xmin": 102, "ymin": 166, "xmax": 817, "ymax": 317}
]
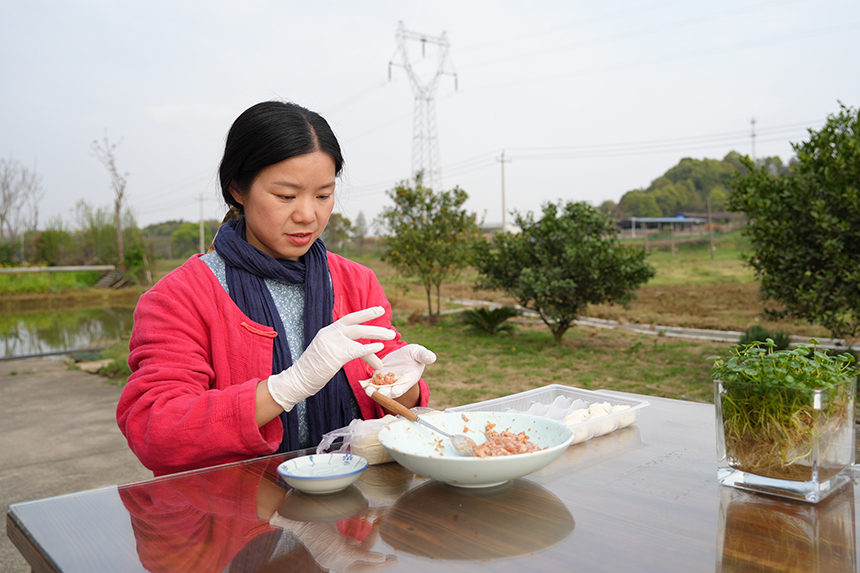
[
  {"xmin": 1, "ymin": 357, "xmax": 152, "ymax": 573},
  {"xmin": 447, "ymin": 299, "xmax": 856, "ymax": 350}
]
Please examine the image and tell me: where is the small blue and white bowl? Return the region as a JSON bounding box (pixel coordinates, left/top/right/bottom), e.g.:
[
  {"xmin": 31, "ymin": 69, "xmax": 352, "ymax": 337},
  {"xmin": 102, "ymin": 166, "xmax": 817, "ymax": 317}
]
[{"xmin": 277, "ymin": 454, "xmax": 369, "ymax": 495}]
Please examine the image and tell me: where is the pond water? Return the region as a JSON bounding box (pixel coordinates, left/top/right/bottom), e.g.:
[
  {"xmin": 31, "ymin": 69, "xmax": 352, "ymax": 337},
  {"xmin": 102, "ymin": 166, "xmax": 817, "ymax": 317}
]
[{"xmin": 0, "ymin": 307, "xmax": 135, "ymax": 360}]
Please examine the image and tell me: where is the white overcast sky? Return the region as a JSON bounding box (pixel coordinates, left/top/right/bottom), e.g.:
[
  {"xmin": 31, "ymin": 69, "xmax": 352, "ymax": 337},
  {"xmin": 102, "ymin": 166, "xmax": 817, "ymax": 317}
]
[{"xmin": 2, "ymin": 0, "xmax": 858, "ymax": 230}]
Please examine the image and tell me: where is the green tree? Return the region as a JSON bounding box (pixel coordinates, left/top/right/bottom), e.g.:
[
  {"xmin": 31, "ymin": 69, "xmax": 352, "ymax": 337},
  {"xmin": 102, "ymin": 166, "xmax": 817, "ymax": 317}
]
[
  {"xmin": 756, "ymin": 156, "xmax": 791, "ymax": 176},
  {"xmin": 321, "ymin": 213, "xmax": 354, "ymax": 253},
  {"xmin": 28, "ymin": 201, "xmax": 151, "ymax": 282},
  {"xmin": 377, "ymin": 174, "xmax": 484, "ymax": 317},
  {"xmin": 651, "ymin": 178, "xmax": 696, "ymax": 215},
  {"xmin": 729, "ymin": 103, "xmax": 860, "ymax": 347},
  {"xmin": 73, "ymin": 200, "xmax": 117, "ymax": 264},
  {"xmin": 120, "ymin": 212, "xmax": 153, "ymax": 284},
  {"xmin": 662, "ymin": 157, "xmax": 737, "ymax": 201},
  {"xmin": 707, "ymin": 184, "xmax": 729, "ymax": 212},
  {"xmin": 171, "ymin": 222, "xmax": 204, "ymax": 260},
  {"xmin": 722, "ymin": 151, "xmax": 747, "ymax": 174},
  {"xmin": 144, "ymin": 219, "xmax": 219, "ymax": 259},
  {"xmin": 476, "ymin": 200, "xmax": 656, "ymax": 344},
  {"xmin": 33, "ymin": 216, "xmax": 75, "ymax": 266},
  {"xmin": 619, "ymin": 191, "xmax": 661, "ymax": 217},
  {"xmin": 597, "ymin": 200, "xmax": 618, "ymax": 217}
]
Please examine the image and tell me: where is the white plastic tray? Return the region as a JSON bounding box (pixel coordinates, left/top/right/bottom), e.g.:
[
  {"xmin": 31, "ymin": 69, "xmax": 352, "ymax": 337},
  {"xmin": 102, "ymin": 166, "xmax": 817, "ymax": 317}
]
[{"xmin": 446, "ymin": 384, "xmax": 650, "ymax": 445}]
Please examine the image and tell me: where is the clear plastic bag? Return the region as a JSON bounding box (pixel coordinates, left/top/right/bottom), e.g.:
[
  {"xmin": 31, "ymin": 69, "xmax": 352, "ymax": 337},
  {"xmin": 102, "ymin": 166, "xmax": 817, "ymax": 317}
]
[{"xmin": 316, "ymin": 415, "xmax": 399, "ymax": 465}]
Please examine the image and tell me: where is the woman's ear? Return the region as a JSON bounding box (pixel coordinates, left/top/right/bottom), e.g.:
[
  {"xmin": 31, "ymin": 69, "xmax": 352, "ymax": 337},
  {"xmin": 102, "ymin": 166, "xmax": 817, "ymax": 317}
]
[{"xmin": 228, "ymin": 181, "xmax": 245, "ymax": 206}]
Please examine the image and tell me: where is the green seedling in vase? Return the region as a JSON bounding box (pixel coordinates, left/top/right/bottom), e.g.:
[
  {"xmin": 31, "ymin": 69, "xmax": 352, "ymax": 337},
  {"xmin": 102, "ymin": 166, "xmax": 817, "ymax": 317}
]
[{"xmin": 709, "ymin": 339, "xmax": 856, "ymax": 483}]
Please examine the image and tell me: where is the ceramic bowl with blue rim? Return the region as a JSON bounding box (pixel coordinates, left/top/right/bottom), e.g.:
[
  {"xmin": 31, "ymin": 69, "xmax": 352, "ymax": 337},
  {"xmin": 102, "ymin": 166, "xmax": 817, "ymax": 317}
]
[{"xmin": 277, "ymin": 453, "xmax": 369, "ymax": 495}]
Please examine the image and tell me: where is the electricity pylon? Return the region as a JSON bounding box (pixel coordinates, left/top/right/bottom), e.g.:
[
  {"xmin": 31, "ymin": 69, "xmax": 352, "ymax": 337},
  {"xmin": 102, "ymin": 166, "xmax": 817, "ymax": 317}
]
[{"xmin": 389, "ymin": 21, "xmax": 457, "ymax": 191}]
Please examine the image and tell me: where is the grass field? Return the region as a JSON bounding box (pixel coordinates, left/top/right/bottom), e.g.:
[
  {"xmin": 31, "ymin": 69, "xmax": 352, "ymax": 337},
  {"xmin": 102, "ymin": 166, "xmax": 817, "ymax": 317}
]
[
  {"xmin": 0, "ymin": 231, "xmax": 836, "ymax": 408},
  {"xmin": 396, "ymin": 318, "xmax": 725, "ymax": 410},
  {"xmin": 0, "ymin": 269, "xmax": 103, "ymax": 294}
]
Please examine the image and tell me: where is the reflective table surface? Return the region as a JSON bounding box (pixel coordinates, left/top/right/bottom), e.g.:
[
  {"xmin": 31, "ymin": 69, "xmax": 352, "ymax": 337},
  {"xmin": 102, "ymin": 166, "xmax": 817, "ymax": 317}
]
[{"xmin": 7, "ymin": 392, "xmax": 859, "ymax": 572}]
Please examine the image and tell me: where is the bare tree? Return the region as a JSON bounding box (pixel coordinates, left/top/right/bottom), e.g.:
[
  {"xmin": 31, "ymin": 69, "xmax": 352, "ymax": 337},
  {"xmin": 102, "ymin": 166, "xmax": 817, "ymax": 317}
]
[
  {"xmin": 354, "ymin": 211, "xmax": 368, "ymax": 254},
  {"xmin": 0, "ymin": 156, "xmax": 42, "ymax": 241},
  {"xmin": 91, "ymin": 132, "xmax": 129, "ymax": 268},
  {"xmin": 22, "ymin": 160, "xmax": 45, "ymax": 233}
]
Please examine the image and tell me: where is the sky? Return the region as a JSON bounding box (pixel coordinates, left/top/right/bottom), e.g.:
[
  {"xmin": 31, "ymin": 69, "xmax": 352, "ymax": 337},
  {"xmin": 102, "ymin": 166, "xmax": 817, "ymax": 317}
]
[{"xmin": 2, "ymin": 0, "xmax": 858, "ymax": 233}]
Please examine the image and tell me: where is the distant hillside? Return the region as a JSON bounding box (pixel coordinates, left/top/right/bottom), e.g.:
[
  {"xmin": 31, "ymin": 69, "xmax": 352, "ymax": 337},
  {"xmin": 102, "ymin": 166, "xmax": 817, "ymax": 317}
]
[{"xmin": 601, "ymin": 151, "xmax": 791, "ymax": 218}]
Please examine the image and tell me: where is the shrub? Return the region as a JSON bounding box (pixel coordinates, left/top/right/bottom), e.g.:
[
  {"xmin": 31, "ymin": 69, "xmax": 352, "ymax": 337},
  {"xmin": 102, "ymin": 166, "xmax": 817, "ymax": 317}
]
[
  {"xmin": 738, "ymin": 324, "xmax": 792, "ymax": 351},
  {"xmin": 460, "ymin": 306, "xmax": 520, "ymax": 334}
]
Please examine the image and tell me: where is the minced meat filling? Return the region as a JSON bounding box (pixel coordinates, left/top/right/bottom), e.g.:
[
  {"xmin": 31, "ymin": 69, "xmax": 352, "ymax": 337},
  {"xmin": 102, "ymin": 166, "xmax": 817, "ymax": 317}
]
[
  {"xmin": 370, "ymin": 372, "xmax": 397, "ymax": 385},
  {"xmin": 472, "ymin": 422, "xmax": 542, "ymax": 457}
]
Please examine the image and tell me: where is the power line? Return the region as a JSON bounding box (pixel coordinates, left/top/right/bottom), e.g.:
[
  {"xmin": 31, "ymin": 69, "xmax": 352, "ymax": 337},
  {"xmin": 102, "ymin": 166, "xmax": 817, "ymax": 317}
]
[
  {"xmin": 458, "ymin": 0, "xmax": 689, "ymax": 55},
  {"xmin": 453, "ymin": 19, "xmax": 857, "ymax": 95},
  {"xmin": 751, "ymin": 118, "xmax": 757, "ymax": 161},
  {"xmin": 503, "ymin": 120, "xmax": 818, "ymax": 159},
  {"xmin": 506, "ymin": 120, "xmax": 816, "ymax": 153},
  {"xmin": 339, "ymin": 116, "xmax": 823, "ymax": 204},
  {"xmin": 498, "ymin": 151, "xmax": 512, "ymax": 231},
  {"xmin": 341, "ymin": 108, "xmax": 412, "ymax": 142},
  {"xmin": 343, "ymin": 151, "xmax": 500, "ymax": 200},
  {"xmin": 464, "ymin": 0, "xmax": 808, "ymax": 70}
]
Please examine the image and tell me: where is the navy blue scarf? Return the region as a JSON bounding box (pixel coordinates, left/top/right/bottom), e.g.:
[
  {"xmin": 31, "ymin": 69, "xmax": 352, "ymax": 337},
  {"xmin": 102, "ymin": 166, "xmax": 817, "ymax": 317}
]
[{"xmin": 213, "ymin": 218, "xmax": 355, "ymax": 452}]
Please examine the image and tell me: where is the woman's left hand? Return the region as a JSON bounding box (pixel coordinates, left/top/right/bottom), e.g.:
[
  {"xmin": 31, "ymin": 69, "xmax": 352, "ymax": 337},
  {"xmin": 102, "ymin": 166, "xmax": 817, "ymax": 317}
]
[
  {"xmin": 270, "ymin": 513, "xmax": 396, "ymax": 572},
  {"xmin": 360, "ymin": 344, "xmax": 437, "ymax": 399}
]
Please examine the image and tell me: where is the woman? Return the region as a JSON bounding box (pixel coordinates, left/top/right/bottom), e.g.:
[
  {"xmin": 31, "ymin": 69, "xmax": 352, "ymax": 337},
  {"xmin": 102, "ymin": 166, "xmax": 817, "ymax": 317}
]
[{"xmin": 117, "ymin": 101, "xmax": 434, "ymax": 476}]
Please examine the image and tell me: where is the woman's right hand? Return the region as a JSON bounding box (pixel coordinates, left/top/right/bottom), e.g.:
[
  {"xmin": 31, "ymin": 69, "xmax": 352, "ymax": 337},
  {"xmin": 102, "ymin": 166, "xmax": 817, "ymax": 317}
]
[{"xmin": 265, "ymin": 307, "xmax": 394, "ymax": 412}]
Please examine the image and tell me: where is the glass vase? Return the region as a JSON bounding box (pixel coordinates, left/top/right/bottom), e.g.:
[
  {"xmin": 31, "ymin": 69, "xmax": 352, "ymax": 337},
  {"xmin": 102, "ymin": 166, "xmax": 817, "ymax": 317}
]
[{"xmin": 715, "ymin": 377, "xmax": 856, "ymax": 503}]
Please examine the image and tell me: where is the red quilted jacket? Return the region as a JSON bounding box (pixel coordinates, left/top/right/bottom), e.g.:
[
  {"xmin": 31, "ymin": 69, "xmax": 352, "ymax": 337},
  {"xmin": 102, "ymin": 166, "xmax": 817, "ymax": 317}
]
[{"xmin": 117, "ymin": 253, "xmax": 430, "ymax": 476}]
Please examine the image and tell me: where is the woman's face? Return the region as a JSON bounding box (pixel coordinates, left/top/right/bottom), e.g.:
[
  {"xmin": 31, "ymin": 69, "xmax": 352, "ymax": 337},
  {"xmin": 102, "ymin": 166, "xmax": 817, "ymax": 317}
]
[{"xmin": 231, "ymin": 151, "xmax": 336, "ymax": 260}]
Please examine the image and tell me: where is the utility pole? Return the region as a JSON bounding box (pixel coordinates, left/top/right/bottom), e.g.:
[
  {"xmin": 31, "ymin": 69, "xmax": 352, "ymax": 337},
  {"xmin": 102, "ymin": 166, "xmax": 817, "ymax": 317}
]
[
  {"xmin": 199, "ymin": 194, "xmax": 205, "ymax": 254},
  {"xmin": 707, "ymin": 198, "xmax": 715, "ymax": 260},
  {"xmin": 389, "ymin": 21, "xmax": 457, "ymax": 191},
  {"xmin": 670, "ymin": 222, "xmax": 676, "ymax": 257},
  {"xmin": 750, "ymin": 117, "xmax": 756, "ymax": 163},
  {"xmin": 498, "ymin": 150, "xmax": 512, "ymax": 231}
]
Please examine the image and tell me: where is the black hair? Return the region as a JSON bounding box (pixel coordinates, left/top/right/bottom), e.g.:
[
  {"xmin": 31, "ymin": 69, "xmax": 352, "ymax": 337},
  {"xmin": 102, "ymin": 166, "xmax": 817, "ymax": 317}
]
[{"xmin": 218, "ymin": 101, "xmax": 344, "ymax": 211}]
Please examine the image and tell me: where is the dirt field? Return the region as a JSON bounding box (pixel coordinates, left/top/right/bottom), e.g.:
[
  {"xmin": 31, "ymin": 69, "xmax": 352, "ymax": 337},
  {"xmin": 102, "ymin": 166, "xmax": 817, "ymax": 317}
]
[{"xmin": 585, "ymin": 282, "xmax": 829, "ymax": 338}]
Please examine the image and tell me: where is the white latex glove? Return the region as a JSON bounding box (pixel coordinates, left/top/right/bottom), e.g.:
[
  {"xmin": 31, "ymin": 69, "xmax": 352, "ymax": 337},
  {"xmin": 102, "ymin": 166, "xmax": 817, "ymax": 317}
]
[
  {"xmin": 267, "ymin": 307, "xmax": 394, "ymax": 412},
  {"xmin": 270, "ymin": 513, "xmax": 396, "ymax": 572},
  {"xmin": 359, "ymin": 344, "xmax": 437, "ymax": 399}
]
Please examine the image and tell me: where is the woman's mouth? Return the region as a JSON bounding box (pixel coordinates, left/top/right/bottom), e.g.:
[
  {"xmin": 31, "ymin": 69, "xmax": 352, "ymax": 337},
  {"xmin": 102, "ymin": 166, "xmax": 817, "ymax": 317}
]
[{"xmin": 287, "ymin": 233, "xmax": 313, "ymax": 246}]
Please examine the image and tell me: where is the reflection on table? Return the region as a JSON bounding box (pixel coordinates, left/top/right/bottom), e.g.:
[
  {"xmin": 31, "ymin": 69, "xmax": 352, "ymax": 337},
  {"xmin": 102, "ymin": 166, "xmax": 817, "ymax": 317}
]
[
  {"xmin": 380, "ymin": 479, "xmax": 574, "ymax": 560},
  {"xmin": 717, "ymin": 484, "xmax": 857, "ymax": 572},
  {"xmin": 7, "ymin": 391, "xmax": 860, "ymax": 572},
  {"xmin": 119, "ymin": 457, "xmax": 310, "ymax": 572},
  {"xmin": 117, "ymin": 457, "xmax": 574, "ymax": 571}
]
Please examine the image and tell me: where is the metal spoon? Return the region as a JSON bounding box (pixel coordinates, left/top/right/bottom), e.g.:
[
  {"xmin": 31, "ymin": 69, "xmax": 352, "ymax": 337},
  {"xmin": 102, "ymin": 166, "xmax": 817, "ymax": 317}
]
[{"xmin": 368, "ymin": 390, "xmax": 476, "ymax": 456}]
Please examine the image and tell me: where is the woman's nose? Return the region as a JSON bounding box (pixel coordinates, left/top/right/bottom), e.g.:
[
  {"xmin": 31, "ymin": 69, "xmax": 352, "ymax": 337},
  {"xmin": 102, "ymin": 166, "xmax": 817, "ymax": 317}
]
[{"xmin": 291, "ymin": 197, "xmax": 315, "ymax": 223}]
